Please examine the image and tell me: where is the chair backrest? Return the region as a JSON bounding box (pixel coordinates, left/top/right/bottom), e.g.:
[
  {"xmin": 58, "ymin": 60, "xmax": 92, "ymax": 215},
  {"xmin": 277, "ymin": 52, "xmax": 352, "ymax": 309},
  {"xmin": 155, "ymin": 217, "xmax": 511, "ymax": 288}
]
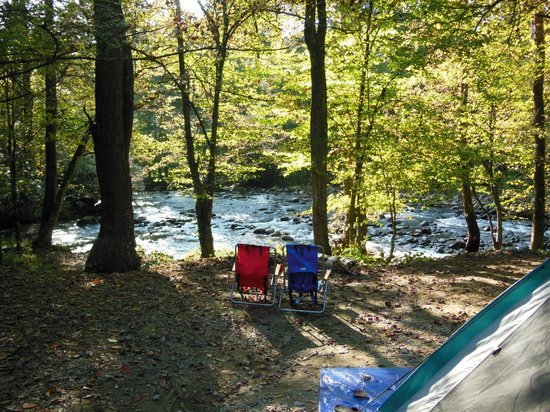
[
  {"xmin": 235, "ymin": 243, "xmax": 270, "ymax": 290},
  {"xmin": 286, "ymin": 244, "xmax": 319, "ymax": 293}
]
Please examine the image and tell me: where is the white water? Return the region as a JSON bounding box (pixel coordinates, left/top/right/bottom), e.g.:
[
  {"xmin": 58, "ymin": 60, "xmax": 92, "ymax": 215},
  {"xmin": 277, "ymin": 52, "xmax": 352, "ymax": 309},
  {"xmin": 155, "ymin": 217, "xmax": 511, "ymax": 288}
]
[{"xmin": 52, "ymin": 190, "xmax": 536, "ymax": 259}]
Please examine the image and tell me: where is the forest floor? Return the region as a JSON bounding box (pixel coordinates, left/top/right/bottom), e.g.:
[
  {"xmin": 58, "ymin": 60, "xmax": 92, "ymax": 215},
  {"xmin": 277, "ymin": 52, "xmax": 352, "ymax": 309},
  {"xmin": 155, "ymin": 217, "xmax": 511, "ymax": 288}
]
[{"xmin": 1, "ymin": 248, "xmax": 548, "ymax": 412}]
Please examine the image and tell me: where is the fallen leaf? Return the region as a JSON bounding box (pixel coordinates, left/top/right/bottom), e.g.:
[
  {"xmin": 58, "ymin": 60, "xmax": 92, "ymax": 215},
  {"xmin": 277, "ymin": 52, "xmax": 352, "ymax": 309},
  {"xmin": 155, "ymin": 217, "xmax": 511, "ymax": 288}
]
[{"xmin": 353, "ymin": 390, "xmax": 370, "ymax": 399}]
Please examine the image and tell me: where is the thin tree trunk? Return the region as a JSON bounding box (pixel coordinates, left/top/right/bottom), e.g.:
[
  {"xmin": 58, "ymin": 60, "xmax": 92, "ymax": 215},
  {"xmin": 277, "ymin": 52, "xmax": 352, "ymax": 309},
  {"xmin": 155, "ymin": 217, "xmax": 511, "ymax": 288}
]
[
  {"xmin": 8, "ymin": 124, "xmax": 21, "ymax": 252},
  {"xmin": 462, "ymin": 184, "xmax": 480, "ymax": 252},
  {"xmin": 5, "ymin": 81, "xmax": 22, "ymax": 252},
  {"xmin": 473, "ymin": 187, "xmax": 501, "ymax": 250},
  {"xmin": 174, "ymin": 0, "xmax": 216, "ymax": 257},
  {"xmin": 481, "ymin": 104, "xmax": 503, "ymax": 249},
  {"xmin": 305, "ymin": 0, "xmax": 331, "ymax": 254},
  {"xmin": 530, "ymin": 11, "xmax": 545, "ymax": 250},
  {"xmin": 34, "ymin": 130, "xmax": 91, "ymax": 249},
  {"xmin": 491, "ymin": 185, "xmax": 504, "ymax": 249},
  {"xmin": 36, "ymin": 0, "xmax": 58, "ymax": 248},
  {"xmin": 387, "ymin": 189, "xmax": 397, "ymax": 263},
  {"xmin": 85, "ymin": 0, "xmax": 140, "ymax": 273},
  {"xmin": 459, "ymin": 80, "xmax": 479, "ymax": 253},
  {"xmin": 345, "ymin": 2, "xmax": 372, "ymax": 248}
]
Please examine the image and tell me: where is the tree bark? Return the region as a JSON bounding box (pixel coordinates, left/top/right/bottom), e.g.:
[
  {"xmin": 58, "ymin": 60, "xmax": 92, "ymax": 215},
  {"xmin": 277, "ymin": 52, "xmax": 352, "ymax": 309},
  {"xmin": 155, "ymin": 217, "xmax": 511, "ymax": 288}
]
[
  {"xmin": 458, "ymin": 80, "xmax": 480, "ymax": 253},
  {"xmin": 345, "ymin": 2, "xmax": 372, "ymax": 248},
  {"xmin": 34, "ymin": 130, "xmax": 91, "ymax": 249},
  {"xmin": 174, "ymin": 0, "xmax": 216, "ymax": 257},
  {"xmin": 4, "ymin": 80, "xmax": 22, "ymax": 252},
  {"xmin": 8, "ymin": 113, "xmax": 22, "ymax": 252},
  {"xmin": 85, "ymin": 0, "xmax": 140, "ymax": 273},
  {"xmin": 304, "ymin": 0, "xmax": 331, "ymax": 254},
  {"xmin": 462, "ymin": 184, "xmax": 480, "ymax": 252},
  {"xmin": 530, "ymin": 11, "xmax": 545, "ymax": 250},
  {"xmin": 35, "ymin": 0, "xmax": 58, "ymax": 248}
]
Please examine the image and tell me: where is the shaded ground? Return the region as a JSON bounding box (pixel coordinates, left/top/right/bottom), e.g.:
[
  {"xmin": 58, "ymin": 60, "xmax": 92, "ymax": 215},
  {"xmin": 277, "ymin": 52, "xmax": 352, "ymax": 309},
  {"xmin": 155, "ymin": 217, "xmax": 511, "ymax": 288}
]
[{"xmin": 1, "ymin": 249, "xmax": 548, "ymax": 411}]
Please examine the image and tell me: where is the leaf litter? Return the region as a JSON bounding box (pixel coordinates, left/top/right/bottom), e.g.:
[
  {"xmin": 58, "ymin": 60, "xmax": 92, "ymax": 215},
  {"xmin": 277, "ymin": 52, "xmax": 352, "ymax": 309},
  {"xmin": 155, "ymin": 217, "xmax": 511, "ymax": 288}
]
[{"xmin": 0, "ymin": 249, "xmax": 545, "ymax": 411}]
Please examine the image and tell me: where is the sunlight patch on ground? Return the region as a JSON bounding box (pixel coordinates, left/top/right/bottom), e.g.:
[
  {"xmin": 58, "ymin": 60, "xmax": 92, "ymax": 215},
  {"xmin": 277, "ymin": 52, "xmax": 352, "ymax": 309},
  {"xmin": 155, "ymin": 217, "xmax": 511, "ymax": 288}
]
[
  {"xmin": 83, "ymin": 277, "xmax": 104, "ymax": 288},
  {"xmin": 454, "ymin": 275, "xmax": 508, "ymax": 286}
]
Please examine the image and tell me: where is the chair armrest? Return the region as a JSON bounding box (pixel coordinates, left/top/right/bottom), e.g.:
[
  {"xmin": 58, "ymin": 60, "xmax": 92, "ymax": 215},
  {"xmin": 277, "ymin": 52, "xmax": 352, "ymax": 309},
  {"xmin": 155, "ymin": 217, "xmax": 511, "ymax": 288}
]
[
  {"xmin": 323, "ymin": 269, "xmax": 331, "ymax": 281},
  {"xmin": 232, "ymin": 262, "xmax": 236, "ymax": 272},
  {"xmin": 274, "ymin": 263, "xmax": 282, "ymax": 276}
]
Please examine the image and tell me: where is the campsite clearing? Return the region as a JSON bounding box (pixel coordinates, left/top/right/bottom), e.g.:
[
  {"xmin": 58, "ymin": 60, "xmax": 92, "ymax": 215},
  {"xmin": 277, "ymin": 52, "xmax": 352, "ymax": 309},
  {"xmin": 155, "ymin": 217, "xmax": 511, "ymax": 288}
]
[{"xmin": 0, "ymin": 249, "xmax": 547, "ymax": 411}]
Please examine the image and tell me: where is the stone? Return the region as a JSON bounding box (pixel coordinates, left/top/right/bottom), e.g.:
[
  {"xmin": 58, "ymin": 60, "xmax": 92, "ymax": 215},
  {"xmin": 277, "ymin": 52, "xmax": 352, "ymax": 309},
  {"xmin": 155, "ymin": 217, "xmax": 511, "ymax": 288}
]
[
  {"xmin": 450, "ymin": 240, "xmax": 466, "ymax": 250},
  {"xmin": 281, "ymin": 235, "xmax": 294, "ymax": 241},
  {"xmin": 76, "ymin": 216, "xmax": 98, "ymax": 226}
]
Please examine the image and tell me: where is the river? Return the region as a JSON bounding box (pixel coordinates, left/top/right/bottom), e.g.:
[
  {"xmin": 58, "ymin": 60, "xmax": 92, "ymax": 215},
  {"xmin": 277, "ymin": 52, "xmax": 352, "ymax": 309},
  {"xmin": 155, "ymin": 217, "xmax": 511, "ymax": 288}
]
[{"xmin": 52, "ymin": 189, "xmax": 536, "ymax": 259}]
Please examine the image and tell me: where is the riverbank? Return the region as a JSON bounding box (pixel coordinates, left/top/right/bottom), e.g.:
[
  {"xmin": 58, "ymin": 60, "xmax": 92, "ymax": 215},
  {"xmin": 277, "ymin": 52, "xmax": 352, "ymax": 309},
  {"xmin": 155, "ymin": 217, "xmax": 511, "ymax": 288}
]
[{"xmin": 1, "ymin": 249, "xmax": 547, "ymax": 411}]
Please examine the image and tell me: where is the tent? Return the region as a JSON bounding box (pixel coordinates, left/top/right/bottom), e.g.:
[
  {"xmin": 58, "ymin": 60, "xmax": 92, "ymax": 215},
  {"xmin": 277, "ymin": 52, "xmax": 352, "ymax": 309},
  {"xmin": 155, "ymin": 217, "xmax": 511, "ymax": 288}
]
[{"xmin": 320, "ymin": 258, "xmax": 550, "ymax": 412}]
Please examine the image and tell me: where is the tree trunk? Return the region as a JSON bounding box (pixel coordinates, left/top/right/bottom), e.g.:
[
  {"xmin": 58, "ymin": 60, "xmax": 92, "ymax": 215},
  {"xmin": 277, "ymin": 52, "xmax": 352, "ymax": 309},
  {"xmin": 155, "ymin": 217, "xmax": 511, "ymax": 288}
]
[
  {"xmin": 196, "ymin": 197, "xmax": 214, "ymax": 256},
  {"xmin": 345, "ymin": 2, "xmax": 372, "ymax": 248},
  {"xmin": 8, "ymin": 125, "xmax": 21, "ymax": 252},
  {"xmin": 387, "ymin": 189, "xmax": 397, "ymax": 263},
  {"xmin": 174, "ymin": 1, "xmax": 215, "ymax": 257},
  {"xmin": 530, "ymin": 11, "xmax": 545, "ymax": 250},
  {"xmin": 304, "ymin": 0, "xmax": 331, "ymax": 254},
  {"xmin": 34, "ymin": 130, "xmax": 90, "ymax": 249},
  {"xmin": 484, "ymin": 104, "xmax": 503, "ymax": 249},
  {"xmin": 462, "ymin": 184, "xmax": 480, "ymax": 252},
  {"xmin": 4, "ymin": 82, "xmax": 22, "ymax": 252},
  {"xmin": 490, "ymin": 184, "xmax": 504, "ymax": 249},
  {"xmin": 35, "ymin": 0, "xmax": 58, "ymax": 249},
  {"xmin": 458, "ymin": 80, "xmax": 479, "ymax": 253},
  {"xmin": 85, "ymin": 0, "xmax": 140, "ymax": 273}
]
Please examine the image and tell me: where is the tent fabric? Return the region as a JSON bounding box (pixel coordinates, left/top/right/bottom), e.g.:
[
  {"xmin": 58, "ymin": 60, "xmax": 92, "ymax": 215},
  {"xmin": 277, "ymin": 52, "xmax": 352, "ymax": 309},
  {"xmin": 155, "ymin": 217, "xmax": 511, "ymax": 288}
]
[
  {"xmin": 379, "ymin": 259, "xmax": 550, "ymax": 412},
  {"xmin": 235, "ymin": 244, "xmax": 269, "ymax": 292},
  {"xmin": 431, "ymin": 298, "xmax": 549, "ymax": 412}
]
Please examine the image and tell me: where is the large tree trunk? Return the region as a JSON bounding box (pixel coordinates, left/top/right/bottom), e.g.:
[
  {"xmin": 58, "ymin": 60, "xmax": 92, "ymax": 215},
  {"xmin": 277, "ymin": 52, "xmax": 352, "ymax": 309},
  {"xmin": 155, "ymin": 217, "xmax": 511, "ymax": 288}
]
[
  {"xmin": 462, "ymin": 183, "xmax": 480, "ymax": 252},
  {"xmin": 304, "ymin": 0, "xmax": 331, "ymax": 254},
  {"xmin": 530, "ymin": 11, "xmax": 545, "ymax": 250},
  {"xmin": 85, "ymin": 0, "xmax": 140, "ymax": 273},
  {"xmin": 34, "ymin": 0, "xmax": 57, "ymax": 249}
]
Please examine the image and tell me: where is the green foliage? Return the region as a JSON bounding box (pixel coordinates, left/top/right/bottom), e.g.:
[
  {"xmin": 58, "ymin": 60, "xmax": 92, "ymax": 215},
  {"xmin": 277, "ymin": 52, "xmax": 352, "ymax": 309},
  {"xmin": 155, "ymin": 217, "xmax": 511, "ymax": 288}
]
[
  {"xmin": 0, "ymin": 0, "xmax": 543, "ymax": 255},
  {"xmin": 337, "ymin": 244, "xmax": 384, "ymax": 267}
]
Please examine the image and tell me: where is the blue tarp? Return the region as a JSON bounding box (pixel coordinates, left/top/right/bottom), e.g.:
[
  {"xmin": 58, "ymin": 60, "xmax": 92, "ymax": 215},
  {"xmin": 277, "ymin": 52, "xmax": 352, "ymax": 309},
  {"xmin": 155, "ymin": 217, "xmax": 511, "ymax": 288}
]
[{"xmin": 319, "ymin": 367, "xmax": 411, "ymax": 412}]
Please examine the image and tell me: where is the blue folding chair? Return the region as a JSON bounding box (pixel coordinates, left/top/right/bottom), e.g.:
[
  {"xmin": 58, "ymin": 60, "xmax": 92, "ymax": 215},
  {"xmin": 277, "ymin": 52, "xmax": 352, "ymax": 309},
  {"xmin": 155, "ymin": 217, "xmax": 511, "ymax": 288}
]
[{"xmin": 279, "ymin": 244, "xmax": 331, "ymax": 314}]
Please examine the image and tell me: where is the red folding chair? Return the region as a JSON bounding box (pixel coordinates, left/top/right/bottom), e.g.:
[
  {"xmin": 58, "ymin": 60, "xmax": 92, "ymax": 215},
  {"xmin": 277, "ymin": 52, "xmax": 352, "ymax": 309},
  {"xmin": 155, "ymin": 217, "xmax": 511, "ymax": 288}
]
[{"xmin": 230, "ymin": 243, "xmax": 280, "ymax": 306}]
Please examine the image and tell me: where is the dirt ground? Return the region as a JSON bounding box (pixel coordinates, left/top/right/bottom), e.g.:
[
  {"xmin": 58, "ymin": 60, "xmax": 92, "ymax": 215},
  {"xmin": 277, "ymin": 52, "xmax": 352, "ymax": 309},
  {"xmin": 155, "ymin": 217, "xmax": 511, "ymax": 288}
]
[{"xmin": 1, "ymin": 249, "xmax": 548, "ymax": 412}]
